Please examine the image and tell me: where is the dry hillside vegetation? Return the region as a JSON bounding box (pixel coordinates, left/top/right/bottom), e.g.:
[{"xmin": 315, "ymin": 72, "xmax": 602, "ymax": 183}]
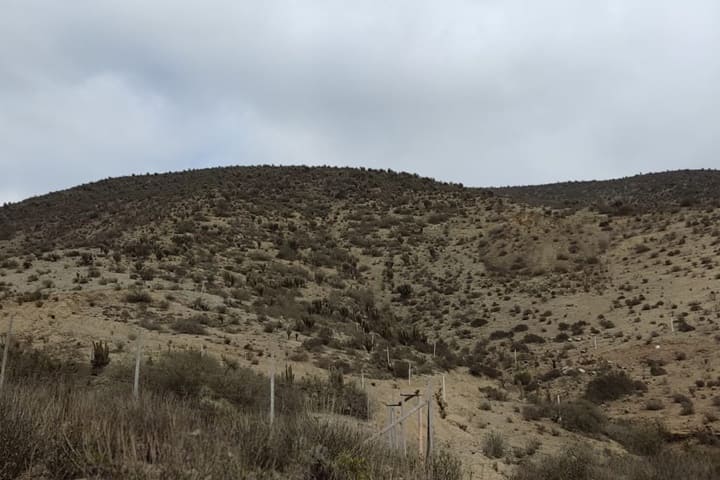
[
  {"xmin": 1, "ymin": 166, "xmax": 720, "ymax": 479},
  {"xmin": 494, "ymin": 169, "xmax": 720, "ymax": 213}
]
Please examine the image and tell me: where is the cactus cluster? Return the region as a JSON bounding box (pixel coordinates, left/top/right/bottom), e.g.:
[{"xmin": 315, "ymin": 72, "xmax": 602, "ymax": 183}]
[{"xmin": 91, "ymin": 341, "xmax": 110, "ymax": 371}]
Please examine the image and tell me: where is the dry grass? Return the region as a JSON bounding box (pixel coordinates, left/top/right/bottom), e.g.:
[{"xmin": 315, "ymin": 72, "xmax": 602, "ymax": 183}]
[
  {"xmin": 512, "ymin": 442, "xmax": 720, "ymax": 480},
  {"xmin": 0, "ymin": 365, "xmax": 461, "ymax": 480}
]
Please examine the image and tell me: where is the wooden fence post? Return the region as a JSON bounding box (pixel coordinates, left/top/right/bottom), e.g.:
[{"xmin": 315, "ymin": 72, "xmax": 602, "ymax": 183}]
[
  {"xmin": 426, "ymin": 380, "xmax": 434, "ymax": 460},
  {"xmin": 270, "ymin": 363, "xmax": 276, "ymax": 426},
  {"xmin": 385, "ymin": 401, "xmax": 402, "ymax": 448},
  {"xmin": 133, "ymin": 332, "xmax": 142, "ymax": 401},
  {"xmin": 364, "ymin": 373, "xmax": 370, "ymax": 421},
  {"xmin": 0, "ymin": 317, "xmax": 14, "ymax": 395},
  {"xmin": 400, "ymin": 400, "xmax": 406, "ymax": 455},
  {"xmin": 401, "ymin": 391, "xmax": 422, "ymax": 459},
  {"xmin": 387, "ymin": 404, "xmax": 394, "ymax": 447},
  {"xmin": 557, "ymin": 394, "xmax": 561, "ymax": 421},
  {"xmin": 417, "ymin": 395, "xmax": 423, "ymax": 457},
  {"xmin": 442, "ymin": 374, "xmax": 447, "ymax": 404}
]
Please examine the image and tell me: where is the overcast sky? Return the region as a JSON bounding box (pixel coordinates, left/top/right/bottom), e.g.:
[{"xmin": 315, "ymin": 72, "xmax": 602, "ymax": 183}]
[{"xmin": 2, "ymin": 1, "xmax": 719, "ymax": 203}]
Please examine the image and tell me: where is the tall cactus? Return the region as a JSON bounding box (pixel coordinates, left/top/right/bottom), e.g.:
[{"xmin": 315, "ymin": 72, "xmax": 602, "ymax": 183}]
[
  {"xmin": 283, "ymin": 364, "xmax": 295, "ymax": 384},
  {"xmin": 91, "ymin": 340, "xmax": 111, "ymax": 372}
]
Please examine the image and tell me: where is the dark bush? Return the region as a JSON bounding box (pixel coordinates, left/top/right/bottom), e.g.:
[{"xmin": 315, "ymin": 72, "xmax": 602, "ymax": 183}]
[
  {"xmin": 124, "ymin": 289, "xmax": 152, "ymax": 303},
  {"xmin": 560, "ymin": 399, "xmax": 606, "ymax": 434},
  {"xmin": 514, "ymin": 371, "xmax": 532, "ymax": 386},
  {"xmin": 605, "ymin": 420, "xmax": 667, "ymax": 456},
  {"xmin": 469, "ymin": 362, "xmax": 501, "ymax": 379},
  {"xmin": 489, "ymin": 330, "xmax": 511, "ymax": 340},
  {"xmin": 392, "ymin": 360, "xmax": 411, "ymax": 379},
  {"xmin": 301, "ymin": 372, "xmax": 369, "ymax": 419},
  {"xmin": 133, "ymin": 350, "xmax": 303, "ymax": 414},
  {"xmin": 513, "ymin": 445, "xmax": 595, "ymax": 480},
  {"xmin": 302, "ymin": 337, "xmax": 325, "ymax": 353},
  {"xmin": 171, "ymin": 318, "xmax": 208, "ymax": 335},
  {"xmin": 482, "ymin": 431, "xmax": 506, "ymax": 458},
  {"xmin": 538, "ymin": 369, "xmax": 562, "ymax": 382},
  {"xmin": 585, "ymin": 370, "xmax": 645, "ymax": 403},
  {"xmin": 514, "ymin": 444, "xmax": 720, "ymax": 480},
  {"xmin": 522, "ymin": 333, "xmax": 545, "ymax": 344},
  {"xmin": 482, "ymin": 387, "xmax": 509, "ymax": 401}
]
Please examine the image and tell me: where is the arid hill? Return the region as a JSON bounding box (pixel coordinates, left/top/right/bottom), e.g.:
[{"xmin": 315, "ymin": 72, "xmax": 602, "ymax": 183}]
[
  {"xmin": 494, "ymin": 169, "xmax": 720, "ymax": 214},
  {"xmin": 1, "ymin": 166, "xmax": 720, "ymax": 479}
]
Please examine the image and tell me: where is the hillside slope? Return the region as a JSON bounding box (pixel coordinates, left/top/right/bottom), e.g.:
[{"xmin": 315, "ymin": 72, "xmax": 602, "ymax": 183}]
[
  {"xmin": 493, "ymin": 169, "xmax": 720, "ymax": 213},
  {"xmin": 2, "ymin": 166, "xmax": 720, "ymax": 478}
]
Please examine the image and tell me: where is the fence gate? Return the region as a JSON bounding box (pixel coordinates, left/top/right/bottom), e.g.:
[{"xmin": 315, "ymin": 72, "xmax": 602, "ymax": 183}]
[{"xmin": 366, "ymin": 381, "xmax": 435, "ymax": 460}]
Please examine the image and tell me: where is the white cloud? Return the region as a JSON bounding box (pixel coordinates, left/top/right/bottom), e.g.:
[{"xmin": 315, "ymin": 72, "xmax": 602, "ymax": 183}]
[{"xmin": 1, "ymin": 0, "xmax": 719, "ymax": 201}]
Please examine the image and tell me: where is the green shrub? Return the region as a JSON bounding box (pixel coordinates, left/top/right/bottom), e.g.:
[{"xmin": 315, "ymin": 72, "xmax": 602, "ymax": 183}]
[
  {"xmin": 514, "ymin": 444, "xmax": 720, "ymax": 480},
  {"xmin": 512, "ymin": 445, "xmax": 595, "ymax": 480},
  {"xmin": 392, "ymin": 360, "xmax": 411, "ymax": 379},
  {"xmin": 123, "ymin": 289, "xmax": 152, "ymax": 303},
  {"xmin": 522, "ymin": 402, "xmax": 555, "ymax": 421},
  {"xmin": 482, "ymin": 386, "xmax": 509, "ymax": 401},
  {"xmin": 514, "ymin": 371, "xmax": 532, "ymax": 386},
  {"xmin": 16, "ymin": 289, "xmax": 43, "ymax": 304},
  {"xmin": 522, "ymin": 333, "xmax": 545, "ymax": 344},
  {"xmin": 468, "ymin": 360, "xmax": 501, "ymax": 379},
  {"xmin": 171, "ymin": 318, "xmax": 208, "ymax": 335},
  {"xmin": 301, "ymin": 371, "xmax": 369, "ymax": 419},
  {"xmin": 128, "ymin": 350, "xmax": 303, "ymax": 414},
  {"xmin": 482, "ymin": 431, "xmax": 506, "ymax": 458},
  {"xmin": 302, "ymin": 336, "xmax": 325, "ymax": 352},
  {"xmin": 680, "ymin": 400, "xmax": 695, "ymax": 416},
  {"xmin": 430, "ymin": 449, "xmax": 464, "ymax": 479},
  {"xmin": 585, "ymin": 370, "xmax": 645, "ymax": 403},
  {"xmin": 605, "ymin": 420, "xmax": 667, "ymax": 456},
  {"xmin": 560, "ymin": 399, "xmax": 606, "ymax": 434},
  {"xmin": 395, "ymin": 283, "xmax": 413, "ymax": 299},
  {"xmin": 1, "ymin": 341, "xmax": 70, "ymax": 381}
]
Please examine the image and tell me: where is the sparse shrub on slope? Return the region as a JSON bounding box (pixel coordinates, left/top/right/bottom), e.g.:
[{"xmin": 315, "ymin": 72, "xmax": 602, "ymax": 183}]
[
  {"xmin": 123, "ymin": 289, "xmax": 152, "ymax": 303},
  {"xmin": 171, "ymin": 317, "xmax": 208, "ymax": 335},
  {"xmin": 482, "ymin": 431, "xmax": 506, "ymax": 459},
  {"xmin": 605, "ymin": 420, "xmax": 667, "ymax": 456},
  {"xmin": 513, "ymin": 445, "xmax": 595, "ymax": 480},
  {"xmin": 121, "ymin": 350, "xmax": 303, "ymax": 414},
  {"xmin": 302, "ymin": 374, "xmax": 369, "ymax": 419},
  {"xmin": 559, "ymin": 399, "xmax": 606, "ymax": 434},
  {"xmin": 584, "ymin": 370, "xmax": 646, "ymax": 403},
  {"xmin": 513, "ymin": 443, "xmax": 720, "ymax": 480}
]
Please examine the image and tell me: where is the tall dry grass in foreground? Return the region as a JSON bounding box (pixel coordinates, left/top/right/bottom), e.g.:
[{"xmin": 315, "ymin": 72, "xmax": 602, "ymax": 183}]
[{"xmin": 0, "ymin": 347, "xmax": 461, "ymax": 480}]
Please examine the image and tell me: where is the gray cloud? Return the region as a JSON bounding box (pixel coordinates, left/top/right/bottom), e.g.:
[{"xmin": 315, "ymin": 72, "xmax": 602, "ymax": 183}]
[{"xmin": 1, "ymin": 1, "xmax": 719, "ymax": 203}]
